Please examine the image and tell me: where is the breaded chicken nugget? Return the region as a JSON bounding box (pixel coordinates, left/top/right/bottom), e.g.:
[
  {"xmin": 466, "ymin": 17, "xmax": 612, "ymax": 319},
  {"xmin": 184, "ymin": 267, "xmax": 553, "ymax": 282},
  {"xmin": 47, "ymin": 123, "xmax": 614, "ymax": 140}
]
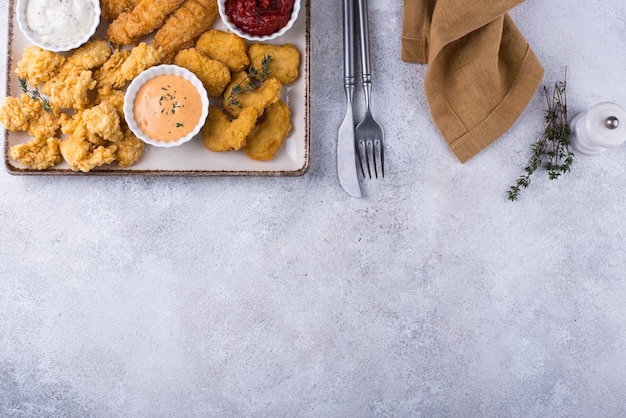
[
  {"xmin": 0, "ymin": 94, "xmax": 60, "ymax": 138},
  {"xmin": 201, "ymin": 106, "xmax": 259, "ymax": 152},
  {"xmin": 41, "ymin": 41, "xmax": 111, "ymax": 109},
  {"xmin": 115, "ymin": 126, "xmax": 145, "ymax": 167},
  {"xmin": 96, "ymin": 87, "xmax": 126, "ymax": 119},
  {"xmin": 248, "ymin": 43, "xmax": 300, "ymax": 85},
  {"xmin": 0, "ymin": 94, "xmax": 39, "ymax": 132},
  {"xmin": 153, "ymin": 0, "xmax": 219, "ymax": 62},
  {"xmin": 173, "ymin": 48, "xmax": 230, "ymax": 97},
  {"xmin": 66, "ymin": 40, "xmax": 112, "ymax": 70},
  {"xmin": 10, "ymin": 136, "xmax": 63, "ymax": 170},
  {"xmin": 243, "ymin": 100, "xmax": 291, "ymax": 161},
  {"xmin": 15, "ymin": 46, "xmax": 65, "ymax": 86},
  {"xmin": 42, "ymin": 68, "xmax": 96, "ymax": 109},
  {"xmin": 93, "ymin": 49, "xmax": 132, "ymax": 88},
  {"xmin": 60, "ymin": 110, "xmax": 101, "ymax": 145},
  {"xmin": 82, "ymin": 102, "xmax": 124, "ymax": 143},
  {"xmin": 60, "ymin": 134, "xmax": 117, "ymax": 172},
  {"xmin": 59, "ymin": 112, "xmax": 118, "ymax": 172},
  {"xmin": 223, "ymin": 72, "xmax": 282, "ymax": 118},
  {"xmin": 118, "ymin": 43, "xmax": 162, "ymax": 82},
  {"xmin": 96, "ymin": 43, "xmax": 162, "ymax": 89},
  {"xmin": 107, "ymin": 0, "xmax": 186, "ymax": 45},
  {"xmin": 195, "ymin": 29, "xmax": 249, "ymax": 72}
]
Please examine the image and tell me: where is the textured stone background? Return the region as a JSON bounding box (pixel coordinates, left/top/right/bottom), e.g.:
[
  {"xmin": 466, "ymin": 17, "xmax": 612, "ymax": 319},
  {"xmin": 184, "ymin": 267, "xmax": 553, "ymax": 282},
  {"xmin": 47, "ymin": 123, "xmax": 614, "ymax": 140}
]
[{"xmin": 2, "ymin": 0, "xmax": 626, "ymax": 416}]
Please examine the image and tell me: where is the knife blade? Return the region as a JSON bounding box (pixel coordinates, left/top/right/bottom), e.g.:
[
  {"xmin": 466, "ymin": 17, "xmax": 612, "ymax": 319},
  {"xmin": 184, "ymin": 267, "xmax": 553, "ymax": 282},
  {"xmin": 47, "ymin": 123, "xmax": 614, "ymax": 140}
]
[{"xmin": 337, "ymin": 0, "xmax": 361, "ymax": 197}]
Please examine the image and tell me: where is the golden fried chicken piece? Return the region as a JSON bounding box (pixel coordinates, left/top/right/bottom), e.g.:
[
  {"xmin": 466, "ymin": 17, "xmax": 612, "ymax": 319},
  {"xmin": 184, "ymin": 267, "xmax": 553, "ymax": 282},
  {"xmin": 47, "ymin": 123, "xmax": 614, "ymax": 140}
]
[
  {"xmin": 173, "ymin": 48, "xmax": 230, "ymax": 97},
  {"xmin": 59, "ymin": 112, "xmax": 117, "ymax": 172},
  {"xmin": 42, "ymin": 68, "xmax": 96, "ymax": 109},
  {"xmin": 243, "ymin": 100, "xmax": 291, "ymax": 161},
  {"xmin": 118, "ymin": 43, "xmax": 162, "ymax": 83},
  {"xmin": 39, "ymin": 41, "xmax": 111, "ymax": 109},
  {"xmin": 115, "ymin": 126, "xmax": 145, "ymax": 167},
  {"xmin": 101, "ymin": 0, "xmax": 140, "ymax": 20},
  {"xmin": 96, "ymin": 87, "xmax": 126, "ymax": 119},
  {"xmin": 107, "ymin": 0, "xmax": 186, "ymax": 45},
  {"xmin": 223, "ymin": 72, "xmax": 282, "ymax": 118},
  {"xmin": 0, "ymin": 94, "xmax": 38, "ymax": 132},
  {"xmin": 60, "ymin": 110, "xmax": 101, "ymax": 145},
  {"xmin": 60, "ymin": 134, "xmax": 117, "ymax": 172},
  {"xmin": 201, "ymin": 106, "xmax": 259, "ymax": 152},
  {"xmin": 248, "ymin": 43, "xmax": 301, "ymax": 85},
  {"xmin": 9, "ymin": 136, "xmax": 62, "ymax": 170},
  {"xmin": 14, "ymin": 46, "xmax": 65, "ymax": 86},
  {"xmin": 66, "ymin": 40, "xmax": 113, "ymax": 70},
  {"xmin": 195, "ymin": 29, "xmax": 249, "ymax": 72},
  {"xmin": 96, "ymin": 43, "xmax": 162, "ymax": 89},
  {"xmin": 0, "ymin": 93, "xmax": 60, "ymax": 138},
  {"xmin": 81, "ymin": 102, "xmax": 124, "ymax": 143},
  {"xmin": 153, "ymin": 0, "xmax": 219, "ymax": 62},
  {"xmin": 93, "ymin": 49, "xmax": 132, "ymax": 88}
]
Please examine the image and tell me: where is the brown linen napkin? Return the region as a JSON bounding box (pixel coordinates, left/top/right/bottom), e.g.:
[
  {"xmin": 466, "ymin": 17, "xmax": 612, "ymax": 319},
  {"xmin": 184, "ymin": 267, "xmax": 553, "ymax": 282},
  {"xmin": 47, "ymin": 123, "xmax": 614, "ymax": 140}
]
[{"xmin": 401, "ymin": 0, "xmax": 544, "ymax": 163}]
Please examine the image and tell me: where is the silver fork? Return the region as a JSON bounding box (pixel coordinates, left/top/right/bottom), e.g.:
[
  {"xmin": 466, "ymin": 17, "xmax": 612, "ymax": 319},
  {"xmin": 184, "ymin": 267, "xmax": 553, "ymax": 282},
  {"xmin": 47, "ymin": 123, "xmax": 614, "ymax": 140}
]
[{"xmin": 355, "ymin": 0, "xmax": 384, "ymax": 178}]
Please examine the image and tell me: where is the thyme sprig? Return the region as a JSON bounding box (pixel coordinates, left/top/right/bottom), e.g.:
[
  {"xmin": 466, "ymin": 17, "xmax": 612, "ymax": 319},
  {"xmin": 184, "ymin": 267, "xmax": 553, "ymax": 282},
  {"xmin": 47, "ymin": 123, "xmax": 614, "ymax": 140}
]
[
  {"xmin": 223, "ymin": 54, "xmax": 273, "ymax": 109},
  {"xmin": 508, "ymin": 69, "xmax": 573, "ymax": 201},
  {"xmin": 19, "ymin": 77, "xmax": 52, "ymax": 113}
]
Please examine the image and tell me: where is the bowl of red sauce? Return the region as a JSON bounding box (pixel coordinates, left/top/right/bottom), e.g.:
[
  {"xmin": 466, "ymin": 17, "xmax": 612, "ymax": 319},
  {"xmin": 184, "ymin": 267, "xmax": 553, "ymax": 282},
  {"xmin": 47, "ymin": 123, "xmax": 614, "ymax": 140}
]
[
  {"xmin": 217, "ymin": 0, "xmax": 301, "ymax": 42},
  {"xmin": 124, "ymin": 65, "xmax": 209, "ymax": 148}
]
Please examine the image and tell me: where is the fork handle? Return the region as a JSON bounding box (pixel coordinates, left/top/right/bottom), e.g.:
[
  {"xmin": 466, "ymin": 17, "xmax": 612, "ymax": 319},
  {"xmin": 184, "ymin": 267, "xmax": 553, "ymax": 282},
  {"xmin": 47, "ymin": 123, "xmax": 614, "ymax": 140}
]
[
  {"xmin": 343, "ymin": 0, "xmax": 355, "ymax": 98},
  {"xmin": 356, "ymin": 0, "xmax": 372, "ymax": 107}
]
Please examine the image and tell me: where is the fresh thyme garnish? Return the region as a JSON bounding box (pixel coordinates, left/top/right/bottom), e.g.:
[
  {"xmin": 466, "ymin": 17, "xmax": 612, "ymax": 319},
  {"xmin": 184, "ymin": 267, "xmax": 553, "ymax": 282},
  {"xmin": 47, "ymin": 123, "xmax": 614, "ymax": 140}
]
[
  {"xmin": 508, "ymin": 68, "xmax": 573, "ymax": 201},
  {"xmin": 19, "ymin": 77, "xmax": 52, "ymax": 113},
  {"xmin": 223, "ymin": 55, "xmax": 273, "ymax": 109},
  {"xmin": 176, "ymin": 122, "xmax": 184, "ymax": 128}
]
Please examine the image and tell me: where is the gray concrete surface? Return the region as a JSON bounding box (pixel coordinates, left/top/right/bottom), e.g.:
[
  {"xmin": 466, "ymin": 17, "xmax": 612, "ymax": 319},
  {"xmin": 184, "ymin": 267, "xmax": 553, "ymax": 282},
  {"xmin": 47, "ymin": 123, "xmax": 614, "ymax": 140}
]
[{"xmin": 1, "ymin": 0, "xmax": 626, "ymax": 416}]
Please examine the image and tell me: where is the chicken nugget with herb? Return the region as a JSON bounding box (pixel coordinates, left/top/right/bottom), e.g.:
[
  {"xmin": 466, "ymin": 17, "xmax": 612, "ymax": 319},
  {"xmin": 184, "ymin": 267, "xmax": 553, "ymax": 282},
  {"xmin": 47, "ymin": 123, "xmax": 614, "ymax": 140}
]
[
  {"xmin": 222, "ymin": 72, "xmax": 282, "ymax": 118},
  {"xmin": 195, "ymin": 29, "xmax": 249, "ymax": 72},
  {"xmin": 243, "ymin": 100, "xmax": 291, "ymax": 161},
  {"xmin": 0, "ymin": 93, "xmax": 60, "ymax": 138},
  {"xmin": 173, "ymin": 48, "xmax": 231, "ymax": 97},
  {"xmin": 248, "ymin": 43, "xmax": 300, "ymax": 85}
]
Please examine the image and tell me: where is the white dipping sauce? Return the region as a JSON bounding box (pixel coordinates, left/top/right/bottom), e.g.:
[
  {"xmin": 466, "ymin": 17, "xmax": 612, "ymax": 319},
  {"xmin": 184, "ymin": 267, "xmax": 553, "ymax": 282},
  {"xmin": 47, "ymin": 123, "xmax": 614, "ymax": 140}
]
[{"xmin": 25, "ymin": 0, "xmax": 95, "ymax": 48}]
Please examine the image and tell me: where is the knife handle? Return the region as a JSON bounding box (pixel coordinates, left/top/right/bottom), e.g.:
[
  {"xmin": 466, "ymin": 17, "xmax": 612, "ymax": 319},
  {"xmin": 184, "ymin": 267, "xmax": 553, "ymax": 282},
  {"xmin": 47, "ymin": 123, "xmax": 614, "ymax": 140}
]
[
  {"xmin": 356, "ymin": 0, "xmax": 371, "ymax": 90},
  {"xmin": 343, "ymin": 0, "xmax": 355, "ymax": 96}
]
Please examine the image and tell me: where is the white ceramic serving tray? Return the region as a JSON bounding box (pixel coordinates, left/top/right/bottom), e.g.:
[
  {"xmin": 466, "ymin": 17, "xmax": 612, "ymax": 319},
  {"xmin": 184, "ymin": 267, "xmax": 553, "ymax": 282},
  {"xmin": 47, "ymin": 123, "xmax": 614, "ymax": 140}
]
[{"xmin": 2, "ymin": 0, "xmax": 310, "ymax": 176}]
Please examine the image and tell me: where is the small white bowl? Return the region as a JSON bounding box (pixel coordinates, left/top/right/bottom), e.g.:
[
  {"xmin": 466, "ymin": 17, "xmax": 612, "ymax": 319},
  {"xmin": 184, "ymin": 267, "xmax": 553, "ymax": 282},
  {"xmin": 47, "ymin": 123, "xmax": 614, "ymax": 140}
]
[
  {"xmin": 217, "ymin": 0, "xmax": 301, "ymax": 42},
  {"xmin": 124, "ymin": 65, "xmax": 209, "ymax": 148},
  {"xmin": 16, "ymin": 0, "xmax": 101, "ymax": 52}
]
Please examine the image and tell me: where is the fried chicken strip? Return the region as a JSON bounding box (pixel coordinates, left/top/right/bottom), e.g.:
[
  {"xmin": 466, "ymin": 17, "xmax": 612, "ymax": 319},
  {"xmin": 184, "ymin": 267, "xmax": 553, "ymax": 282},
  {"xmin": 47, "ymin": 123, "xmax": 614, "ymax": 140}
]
[
  {"xmin": 107, "ymin": 0, "xmax": 186, "ymax": 45},
  {"xmin": 153, "ymin": 0, "xmax": 219, "ymax": 62}
]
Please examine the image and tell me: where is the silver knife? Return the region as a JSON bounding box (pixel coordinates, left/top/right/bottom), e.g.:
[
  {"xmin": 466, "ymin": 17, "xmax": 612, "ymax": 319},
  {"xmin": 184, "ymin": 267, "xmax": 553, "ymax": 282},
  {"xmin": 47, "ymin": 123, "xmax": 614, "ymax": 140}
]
[{"xmin": 337, "ymin": 0, "xmax": 361, "ymax": 197}]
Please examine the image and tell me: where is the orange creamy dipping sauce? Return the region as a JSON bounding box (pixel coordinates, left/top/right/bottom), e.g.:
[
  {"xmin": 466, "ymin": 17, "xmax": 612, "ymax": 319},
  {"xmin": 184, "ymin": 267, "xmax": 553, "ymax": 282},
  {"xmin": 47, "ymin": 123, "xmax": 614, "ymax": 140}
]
[{"xmin": 133, "ymin": 74, "xmax": 202, "ymax": 142}]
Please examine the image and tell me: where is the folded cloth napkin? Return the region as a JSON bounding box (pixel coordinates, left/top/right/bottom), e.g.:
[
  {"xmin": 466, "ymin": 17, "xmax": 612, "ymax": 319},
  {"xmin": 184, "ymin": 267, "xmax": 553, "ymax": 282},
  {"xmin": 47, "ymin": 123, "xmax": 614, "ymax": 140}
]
[{"xmin": 401, "ymin": 0, "xmax": 544, "ymax": 162}]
